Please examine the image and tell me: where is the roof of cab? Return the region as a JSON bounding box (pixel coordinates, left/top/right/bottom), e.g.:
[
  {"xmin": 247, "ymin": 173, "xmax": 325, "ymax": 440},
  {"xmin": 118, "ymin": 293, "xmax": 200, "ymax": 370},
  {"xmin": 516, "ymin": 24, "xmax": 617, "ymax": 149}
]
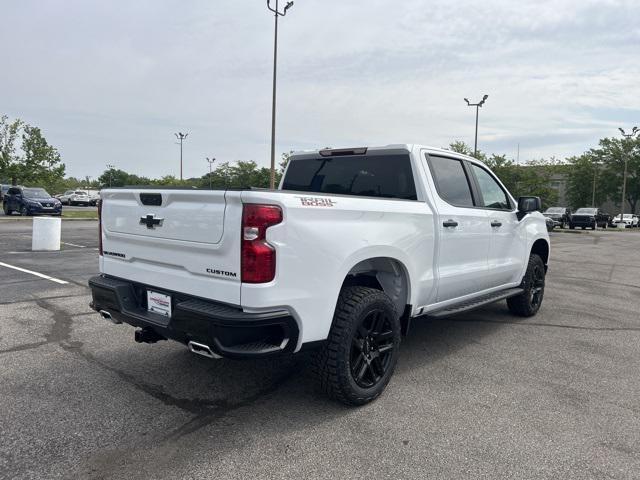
[{"xmin": 289, "ymin": 144, "xmax": 481, "ymax": 165}]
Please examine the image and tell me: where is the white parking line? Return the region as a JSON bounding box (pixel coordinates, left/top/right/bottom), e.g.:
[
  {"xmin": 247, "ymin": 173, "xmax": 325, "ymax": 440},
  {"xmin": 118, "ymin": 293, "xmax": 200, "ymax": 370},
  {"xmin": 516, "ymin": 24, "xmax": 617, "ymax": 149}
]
[
  {"xmin": 61, "ymin": 242, "xmax": 86, "ymax": 248},
  {"xmin": 0, "ymin": 262, "xmax": 69, "ymax": 284}
]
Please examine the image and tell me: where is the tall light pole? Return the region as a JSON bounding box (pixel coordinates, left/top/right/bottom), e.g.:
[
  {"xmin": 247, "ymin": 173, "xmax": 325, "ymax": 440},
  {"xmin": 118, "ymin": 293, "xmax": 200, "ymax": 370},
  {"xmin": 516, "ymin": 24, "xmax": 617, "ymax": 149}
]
[
  {"xmin": 206, "ymin": 157, "xmax": 216, "ymax": 190},
  {"xmin": 267, "ymin": 0, "xmax": 294, "ymax": 189},
  {"xmin": 464, "ymin": 95, "xmax": 489, "ymax": 157},
  {"xmin": 591, "ymin": 161, "xmax": 598, "ymax": 207},
  {"xmin": 106, "ymin": 164, "xmax": 115, "ymax": 188},
  {"xmin": 175, "ymin": 132, "xmax": 188, "ymax": 181},
  {"xmin": 618, "ymin": 127, "xmax": 639, "ymax": 219}
]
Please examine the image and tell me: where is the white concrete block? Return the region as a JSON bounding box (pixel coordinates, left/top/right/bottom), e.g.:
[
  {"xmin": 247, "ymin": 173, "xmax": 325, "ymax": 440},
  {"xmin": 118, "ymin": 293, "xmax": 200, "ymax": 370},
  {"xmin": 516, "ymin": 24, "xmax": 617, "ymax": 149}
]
[{"xmin": 32, "ymin": 217, "xmax": 61, "ymax": 251}]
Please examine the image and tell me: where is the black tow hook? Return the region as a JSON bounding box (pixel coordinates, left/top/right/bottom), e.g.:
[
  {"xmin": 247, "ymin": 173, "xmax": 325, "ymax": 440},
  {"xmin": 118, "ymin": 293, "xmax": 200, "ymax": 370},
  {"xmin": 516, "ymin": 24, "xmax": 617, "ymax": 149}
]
[{"xmin": 134, "ymin": 327, "xmax": 166, "ymax": 344}]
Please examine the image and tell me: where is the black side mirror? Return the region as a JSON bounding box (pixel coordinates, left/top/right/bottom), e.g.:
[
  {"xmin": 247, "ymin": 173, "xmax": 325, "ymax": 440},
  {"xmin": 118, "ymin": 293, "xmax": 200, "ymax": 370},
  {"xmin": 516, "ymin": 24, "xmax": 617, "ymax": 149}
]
[{"xmin": 517, "ymin": 196, "xmax": 541, "ymax": 220}]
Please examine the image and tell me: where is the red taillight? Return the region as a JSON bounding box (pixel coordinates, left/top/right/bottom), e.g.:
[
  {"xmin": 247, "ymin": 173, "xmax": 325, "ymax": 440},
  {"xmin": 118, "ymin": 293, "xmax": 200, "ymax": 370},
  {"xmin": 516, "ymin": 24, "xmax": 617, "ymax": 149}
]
[
  {"xmin": 241, "ymin": 204, "xmax": 282, "ymax": 283},
  {"xmin": 98, "ymin": 199, "xmax": 103, "ymax": 256}
]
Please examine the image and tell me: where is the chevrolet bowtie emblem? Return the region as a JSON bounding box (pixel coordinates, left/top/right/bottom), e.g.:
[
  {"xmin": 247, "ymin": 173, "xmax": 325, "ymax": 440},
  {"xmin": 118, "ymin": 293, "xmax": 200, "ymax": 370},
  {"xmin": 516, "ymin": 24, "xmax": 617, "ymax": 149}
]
[{"xmin": 140, "ymin": 214, "xmax": 164, "ymax": 229}]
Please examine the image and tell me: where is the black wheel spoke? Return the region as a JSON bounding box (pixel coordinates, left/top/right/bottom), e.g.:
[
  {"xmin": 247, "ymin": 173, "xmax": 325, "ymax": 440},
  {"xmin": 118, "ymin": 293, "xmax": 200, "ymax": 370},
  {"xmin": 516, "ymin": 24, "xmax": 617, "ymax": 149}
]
[
  {"xmin": 367, "ymin": 360, "xmax": 381, "ymax": 382},
  {"xmin": 371, "ymin": 356, "xmax": 385, "ymax": 378},
  {"xmin": 353, "ymin": 355, "xmax": 368, "ymax": 382}
]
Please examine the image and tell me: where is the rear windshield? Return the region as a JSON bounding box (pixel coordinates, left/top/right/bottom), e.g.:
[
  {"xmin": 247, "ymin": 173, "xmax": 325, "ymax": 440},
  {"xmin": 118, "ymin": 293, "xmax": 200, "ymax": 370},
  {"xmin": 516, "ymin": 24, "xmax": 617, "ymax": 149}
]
[
  {"xmin": 575, "ymin": 208, "xmax": 596, "ymax": 215},
  {"xmin": 545, "ymin": 207, "xmax": 564, "ymax": 213},
  {"xmin": 282, "ymin": 154, "xmax": 417, "ymax": 200}
]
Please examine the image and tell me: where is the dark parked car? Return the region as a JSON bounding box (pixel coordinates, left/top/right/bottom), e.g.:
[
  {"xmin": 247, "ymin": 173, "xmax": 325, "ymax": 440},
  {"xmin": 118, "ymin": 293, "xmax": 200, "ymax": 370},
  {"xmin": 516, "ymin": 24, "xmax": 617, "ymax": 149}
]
[
  {"xmin": 543, "ymin": 207, "xmax": 572, "ymax": 229},
  {"xmin": 570, "ymin": 207, "xmax": 609, "ymax": 230},
  {"xmin": 2, "ymin": 186, "xmax": 62, "ymax": 216}
]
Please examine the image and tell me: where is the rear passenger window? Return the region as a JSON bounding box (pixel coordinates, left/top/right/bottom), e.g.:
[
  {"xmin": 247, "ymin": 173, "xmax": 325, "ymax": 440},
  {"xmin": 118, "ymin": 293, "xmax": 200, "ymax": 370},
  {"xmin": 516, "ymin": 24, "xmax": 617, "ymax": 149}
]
[
  {"xmin": 427, "ymin": 156, "xmax": 474, "ymax": 207},
  {"xmin": 470, "ymin": 164, "xmax": 511, "ymax": 210}
]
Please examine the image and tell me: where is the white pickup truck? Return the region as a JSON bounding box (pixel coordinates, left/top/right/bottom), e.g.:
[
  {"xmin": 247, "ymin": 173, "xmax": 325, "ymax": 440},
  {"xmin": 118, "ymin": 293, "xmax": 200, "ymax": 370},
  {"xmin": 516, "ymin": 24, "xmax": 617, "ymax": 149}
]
[{"xmin": 89, "ymin": 145, "xmax": 550, "ymax": 405}]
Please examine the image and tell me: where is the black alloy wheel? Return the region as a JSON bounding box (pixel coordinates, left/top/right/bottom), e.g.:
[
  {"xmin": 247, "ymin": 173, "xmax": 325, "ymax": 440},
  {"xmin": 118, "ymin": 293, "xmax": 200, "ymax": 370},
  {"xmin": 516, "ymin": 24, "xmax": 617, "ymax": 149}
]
[
  {"xmin": 350, "ymin": 309, "xmax": 396, "ymax": 389},
  {"xmin": 529, "ymin": 261, "xmax": 545, "ymax": 310},
  {"xmin": 507, "ymin": 254, "xmax": 546, "ymax": 317}
]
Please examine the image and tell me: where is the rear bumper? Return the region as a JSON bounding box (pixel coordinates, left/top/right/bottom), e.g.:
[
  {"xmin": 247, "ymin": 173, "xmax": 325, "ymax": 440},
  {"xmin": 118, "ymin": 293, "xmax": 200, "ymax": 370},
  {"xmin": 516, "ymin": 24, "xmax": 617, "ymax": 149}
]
[{"xmin": 88, "ymin": 274, "xmax": 299, "ymax": 358}]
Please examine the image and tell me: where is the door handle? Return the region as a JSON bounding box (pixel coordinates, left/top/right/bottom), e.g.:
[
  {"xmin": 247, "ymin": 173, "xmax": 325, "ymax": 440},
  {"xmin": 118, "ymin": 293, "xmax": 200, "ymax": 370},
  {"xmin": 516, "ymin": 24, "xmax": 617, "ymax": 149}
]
[
  {"xmin": 442, "ymin": 220, "xmax": 458, "ymax": 228},
  {"xmin": 491, "ymin": 220, "xmax": 502, "ymax": 227}
]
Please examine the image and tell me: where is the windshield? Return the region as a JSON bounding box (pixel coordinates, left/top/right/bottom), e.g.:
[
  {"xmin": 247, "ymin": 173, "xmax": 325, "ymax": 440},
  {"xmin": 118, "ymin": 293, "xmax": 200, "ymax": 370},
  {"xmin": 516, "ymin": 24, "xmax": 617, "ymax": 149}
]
[
  {"xmin": 23, "ymin": 188, "xmax": 51, "ymax": 198},
  {"xmin": 75, "ymin": 191, "xmax": 88, "ymax": 195},
  {"xmin": 545, "ymin": 207, "xmax": 564, "ymax": 213},
  {"xmin": 575, "ymin": 208, "xmax": 596, "ymax": 215}
]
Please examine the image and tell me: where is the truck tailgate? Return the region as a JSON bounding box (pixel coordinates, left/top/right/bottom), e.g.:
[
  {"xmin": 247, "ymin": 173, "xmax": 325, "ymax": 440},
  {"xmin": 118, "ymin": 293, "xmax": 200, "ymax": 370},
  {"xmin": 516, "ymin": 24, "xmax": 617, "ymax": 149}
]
[{"xmin": 100, "ymin": 189, "xmax": 242, "ymax": 305}]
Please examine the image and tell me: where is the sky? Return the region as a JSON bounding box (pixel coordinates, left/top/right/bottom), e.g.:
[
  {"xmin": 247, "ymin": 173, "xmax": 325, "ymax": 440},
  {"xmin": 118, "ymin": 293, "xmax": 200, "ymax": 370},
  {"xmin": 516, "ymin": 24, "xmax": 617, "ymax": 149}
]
[{"xmin": 1, "ymin": 0, "xmax": 639, "ymax": 180}]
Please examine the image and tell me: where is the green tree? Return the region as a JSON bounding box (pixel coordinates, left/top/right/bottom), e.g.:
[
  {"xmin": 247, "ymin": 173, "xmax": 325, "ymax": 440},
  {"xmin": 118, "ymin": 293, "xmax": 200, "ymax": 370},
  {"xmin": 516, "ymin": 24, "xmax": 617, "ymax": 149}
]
[
  {"xmin": 98, "ymin": 168, "xmax": 130, "ymax": 187},
  {"xmin": 20, "ymin": 125, "xmax": 66, "ymax": 191},
  {"xmin": 447, "ymin": 140, "xmax": 487, "ymax": 161},
  {"xmin": 590, "ymin": 136, "xmax": 640, "ymax": 214},
  {"xmin": 565, "ymin": 153, "xmax": 604, "ymax": 209},
  {"xmin": 0, "ymin": 115, "xmax": 66, "ymax": 190},
  {"xmin": 514, "ymin": 160, "xmax": 559, "ymax": 207},
  {"xmin": 0, "ymin": 115, "xmax": 22, "ymax": 184}
]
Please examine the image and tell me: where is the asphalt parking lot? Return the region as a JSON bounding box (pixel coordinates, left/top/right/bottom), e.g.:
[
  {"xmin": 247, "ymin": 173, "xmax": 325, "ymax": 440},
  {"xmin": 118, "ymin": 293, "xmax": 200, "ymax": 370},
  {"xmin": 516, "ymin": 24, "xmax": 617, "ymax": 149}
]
[{"xmin": 1, "ymin": 221, "xmax": 639, "ymax": 480}]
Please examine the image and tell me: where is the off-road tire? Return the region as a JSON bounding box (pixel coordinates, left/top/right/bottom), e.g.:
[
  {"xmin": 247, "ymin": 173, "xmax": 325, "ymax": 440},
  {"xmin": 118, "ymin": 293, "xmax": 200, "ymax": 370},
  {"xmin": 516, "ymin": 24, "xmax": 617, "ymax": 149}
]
[
  {"xmin": 313, "ymin": 286, "xmax": 401, "ymax": 406},
  {"xmin": 507, "ymin": 254, "xmax": 545, "ymax": 317}
]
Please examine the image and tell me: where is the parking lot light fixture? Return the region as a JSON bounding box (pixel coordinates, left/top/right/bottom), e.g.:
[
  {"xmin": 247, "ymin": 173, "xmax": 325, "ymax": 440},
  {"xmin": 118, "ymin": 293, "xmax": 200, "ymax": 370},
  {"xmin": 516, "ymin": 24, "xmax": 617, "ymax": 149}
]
[
  {"xmin": 591, "ymin": 159, "xmax": 601, "ymax": 207},
  {"xmin": 618, "ymin": 127, "xmax": 639, "ymax": 218},
  {"xmin": 464, "ymin": 94, "xmax": 489, "ymax": 157},
  {"xmin": 267, "ymin": 0, "xmax": 294, "ymax": 189},
  {"xmin": 206, "ymin": 157, "xmax": 216, "ymax": 190}
]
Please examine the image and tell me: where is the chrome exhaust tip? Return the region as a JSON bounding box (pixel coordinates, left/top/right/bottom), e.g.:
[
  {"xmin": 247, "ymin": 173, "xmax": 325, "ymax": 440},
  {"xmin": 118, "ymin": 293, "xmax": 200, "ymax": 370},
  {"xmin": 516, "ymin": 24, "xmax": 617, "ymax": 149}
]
[
  {"xmin": 99, "ymin": 309, "xmax": 121, "ymax": 324},
  {"xmin": 188, "ymin": 341, "xmax": 221, "ymax": 359}
]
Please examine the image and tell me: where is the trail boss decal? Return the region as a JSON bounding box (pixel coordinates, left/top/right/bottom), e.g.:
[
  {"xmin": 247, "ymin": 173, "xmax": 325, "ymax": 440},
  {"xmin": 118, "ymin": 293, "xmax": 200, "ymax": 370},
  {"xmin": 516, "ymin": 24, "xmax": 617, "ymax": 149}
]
[
  {"xmin": 206, "ymin": 268, "xmax": 237, "ymax": 278},
  {"xmin": 297, "ymin": 196, "xmax": 336, "ymax": 207}
]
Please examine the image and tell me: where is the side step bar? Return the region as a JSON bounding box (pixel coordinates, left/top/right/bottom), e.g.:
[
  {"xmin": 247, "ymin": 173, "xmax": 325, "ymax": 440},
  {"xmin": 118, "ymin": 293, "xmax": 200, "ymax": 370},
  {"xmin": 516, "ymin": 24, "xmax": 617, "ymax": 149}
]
[{"xmin": 427, "ymin": 287, "xmax": 524, "ymax": 319}]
